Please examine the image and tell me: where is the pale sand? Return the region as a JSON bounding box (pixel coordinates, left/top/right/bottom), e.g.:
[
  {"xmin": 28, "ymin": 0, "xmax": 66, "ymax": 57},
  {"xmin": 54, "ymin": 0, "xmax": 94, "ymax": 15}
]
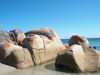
[{"xmin": 0, "ymin": 61, "xmax": 100, "ymax": 75}]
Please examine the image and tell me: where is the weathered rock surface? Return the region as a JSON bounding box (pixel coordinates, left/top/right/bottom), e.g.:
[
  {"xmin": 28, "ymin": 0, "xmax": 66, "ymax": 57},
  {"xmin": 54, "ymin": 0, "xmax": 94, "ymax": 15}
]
[
  {"xmin": 68, "ymin": 35, "xmax": 90, "ymax": 48},
  {"xmin": 0, "ymin": 30, "xmax": 14, "ymax": 62},
  {"xmin": 0, "ymin": 30, "xmax": 26, "ymax": 62},
  {"xmin": 22, "ymin": 28, "xmax": 66, "ymax": 65},
  {"xmin": 11, "ymin": 48, "xmax": 34, "ymax": 69},
  {"xmin": 0, "ymin": 28, "xmax": 66, "ymax": 69},
  {"xmin": 3, "ymin": 47, "xmax": 34, "ymax": 69},
  {"xmin": 9, "ymin": 29, "xmax": 26, "ymax": 44},
  {"xmin": 55, "ymin": 45, "xmax": 99, "ymax": 72}
]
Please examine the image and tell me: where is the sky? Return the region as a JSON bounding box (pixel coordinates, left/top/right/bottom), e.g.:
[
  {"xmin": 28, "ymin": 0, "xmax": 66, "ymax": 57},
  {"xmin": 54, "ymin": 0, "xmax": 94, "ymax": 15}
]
[{"xmin": 0, "ymin": 0, "xmax": 100, "ymax": 38}]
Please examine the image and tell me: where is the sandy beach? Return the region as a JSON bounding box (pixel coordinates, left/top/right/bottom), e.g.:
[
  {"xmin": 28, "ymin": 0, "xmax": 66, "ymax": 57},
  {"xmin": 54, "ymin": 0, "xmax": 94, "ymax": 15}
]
[{"xmin": 0, "ymin": 61, "xmax": 100, "ymax": 75}]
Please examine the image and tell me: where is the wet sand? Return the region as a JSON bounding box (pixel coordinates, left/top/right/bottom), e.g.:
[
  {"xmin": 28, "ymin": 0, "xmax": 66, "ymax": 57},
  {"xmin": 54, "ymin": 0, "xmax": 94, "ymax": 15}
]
[{"xmin": 0, "ymin": 61, "xmax": 100, "ymax": 75}]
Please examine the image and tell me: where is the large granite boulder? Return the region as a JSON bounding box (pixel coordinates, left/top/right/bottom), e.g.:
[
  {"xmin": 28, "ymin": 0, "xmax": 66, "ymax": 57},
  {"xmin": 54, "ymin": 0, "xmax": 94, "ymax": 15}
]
[
  {"xmin": 4, "ymin": 48, "xmax": 34, "ymax": 69},
  {"xmin": 0, "ymin": 30, "xmax": 26, "ymax": 62},
  {"xmin": 0, "ymin": 30, "xmax": 34, "ymax": 69},
  {"xmin": 55, "ymin": 45, "xmax": 99, "ymax": 72},
  {"xmin": 22, "ymin": 28, "xmax": 66, "ymax": 65},
  {"xmin": 25, "ymin": 28, "xmax": 63, "ymax": 44},
  {"xmin": 68, "ymin": 35, "xmax": 90, "ymax": 48}
]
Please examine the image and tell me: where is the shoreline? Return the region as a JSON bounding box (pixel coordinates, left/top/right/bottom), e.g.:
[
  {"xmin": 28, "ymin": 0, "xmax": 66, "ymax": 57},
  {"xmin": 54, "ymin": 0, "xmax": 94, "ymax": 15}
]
[{"xmin": 0, "ymin": 61, "xmax": 100, "ymax": 75}]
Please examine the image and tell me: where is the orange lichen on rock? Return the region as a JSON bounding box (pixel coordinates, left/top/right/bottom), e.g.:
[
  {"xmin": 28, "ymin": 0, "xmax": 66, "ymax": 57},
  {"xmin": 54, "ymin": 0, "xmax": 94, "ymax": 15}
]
[{"xmin": 3, "ymin": 43, "xmax": 10, "ymax": 49}]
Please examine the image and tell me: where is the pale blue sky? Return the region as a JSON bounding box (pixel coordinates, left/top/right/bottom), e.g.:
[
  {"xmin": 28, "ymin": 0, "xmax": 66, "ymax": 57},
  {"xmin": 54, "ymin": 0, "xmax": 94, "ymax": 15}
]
[{"xmin": 0, "ymin": 0, "xmax": 100, "ymax": 38}]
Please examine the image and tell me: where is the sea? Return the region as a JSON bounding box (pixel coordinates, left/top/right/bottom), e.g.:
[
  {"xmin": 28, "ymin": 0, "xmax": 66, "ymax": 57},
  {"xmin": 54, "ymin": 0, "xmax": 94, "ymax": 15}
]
[
  {"xmin": 61, "ymin": 38, "xmax": 100, "ymax": 51},
  {"xmin": 1, "ymin": 38, "xmax": 100, "ymax": 75}
]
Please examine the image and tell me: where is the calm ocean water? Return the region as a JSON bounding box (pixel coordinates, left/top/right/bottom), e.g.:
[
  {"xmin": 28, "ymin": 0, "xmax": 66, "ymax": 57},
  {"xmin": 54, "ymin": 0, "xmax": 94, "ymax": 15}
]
[{"xmin": 61, "ymin": 38, "xmax": 100, "ymax": 51}]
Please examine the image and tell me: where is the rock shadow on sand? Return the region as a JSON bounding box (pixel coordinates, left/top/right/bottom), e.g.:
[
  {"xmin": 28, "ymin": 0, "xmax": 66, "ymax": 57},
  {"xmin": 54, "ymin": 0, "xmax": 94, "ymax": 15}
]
[{"xmin": 45, "ymin": 62, "xmax": 80, "ymax": 74}]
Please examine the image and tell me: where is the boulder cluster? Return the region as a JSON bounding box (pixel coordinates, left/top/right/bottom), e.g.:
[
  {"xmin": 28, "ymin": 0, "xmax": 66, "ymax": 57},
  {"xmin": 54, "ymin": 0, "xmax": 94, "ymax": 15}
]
[
  {"xmin": 0, "ymin": 28, "xmax": 100, "ymax": 72},
  {"xmin": 55, "ymin": 35, "xmax": 100, "ymax": 72},
  {"xmin": 0, "ymin": 28, "xmax": 65, "ymax": 69}
]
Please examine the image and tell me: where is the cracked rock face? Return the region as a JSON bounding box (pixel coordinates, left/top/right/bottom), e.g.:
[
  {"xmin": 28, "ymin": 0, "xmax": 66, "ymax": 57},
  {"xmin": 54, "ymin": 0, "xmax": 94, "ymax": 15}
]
[
  {"xmin": 22, "ymin": 28, "xmax": 66, "ymax": 65},
  {"xmin": 0, "ymin": 28, "xmax": 66, "ymax": 69}
]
